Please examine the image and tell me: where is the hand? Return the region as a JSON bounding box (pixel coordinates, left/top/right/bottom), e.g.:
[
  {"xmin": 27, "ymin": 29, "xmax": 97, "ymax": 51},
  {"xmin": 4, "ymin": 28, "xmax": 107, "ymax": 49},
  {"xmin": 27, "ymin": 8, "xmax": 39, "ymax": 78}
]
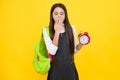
[
  {"xmin": 37, "ymin": 55, "xmax": 40, "ymax": 61},
  {"xmin": 54, "ymin": 18, "xmax": 63, "ymax": 33},
  {"xmin": 76, "ymin": 43, "xmax": 83, "ymax": 51},
  {"xmin": 77, "ymin": 33, "xmax": 84, "ymax": 51}
]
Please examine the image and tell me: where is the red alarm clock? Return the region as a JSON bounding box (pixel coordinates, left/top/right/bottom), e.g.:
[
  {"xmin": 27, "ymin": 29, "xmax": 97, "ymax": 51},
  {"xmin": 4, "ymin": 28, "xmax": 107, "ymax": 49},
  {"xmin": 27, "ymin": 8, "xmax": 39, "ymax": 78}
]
[{"xmin": 78, "ymin": 32, "xmax": 90, "ymax": 45}]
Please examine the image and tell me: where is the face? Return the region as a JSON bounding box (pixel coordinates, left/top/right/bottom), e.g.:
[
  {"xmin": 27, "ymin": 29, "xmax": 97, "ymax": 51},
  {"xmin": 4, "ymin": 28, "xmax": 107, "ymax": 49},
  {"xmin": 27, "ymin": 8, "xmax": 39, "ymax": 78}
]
[{"xmin": 52, "ymin": 7, "xmax": 65, "ymax": 23}]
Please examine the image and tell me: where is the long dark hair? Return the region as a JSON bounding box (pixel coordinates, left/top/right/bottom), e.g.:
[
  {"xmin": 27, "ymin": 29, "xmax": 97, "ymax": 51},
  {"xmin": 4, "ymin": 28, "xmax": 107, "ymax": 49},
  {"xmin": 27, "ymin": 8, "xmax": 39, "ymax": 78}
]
[{"xmin": 49, "ymin": 3, "xmax": 74, "ymax": 55}]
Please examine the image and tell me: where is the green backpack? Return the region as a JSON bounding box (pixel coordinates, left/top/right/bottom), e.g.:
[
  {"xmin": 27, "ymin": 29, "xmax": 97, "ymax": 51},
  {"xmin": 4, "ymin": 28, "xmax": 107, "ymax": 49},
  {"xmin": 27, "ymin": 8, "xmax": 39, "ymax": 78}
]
[{"xmin": 33, "ymin": 26, "xmax": 51, "ymax": 74}]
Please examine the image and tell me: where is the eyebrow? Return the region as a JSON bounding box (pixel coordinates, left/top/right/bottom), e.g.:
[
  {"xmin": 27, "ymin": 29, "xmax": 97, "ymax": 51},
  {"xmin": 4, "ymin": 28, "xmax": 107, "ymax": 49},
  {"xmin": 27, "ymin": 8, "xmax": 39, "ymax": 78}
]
[
  {"xmin": 60, "ymin": 12, "xmax": 64, "ymax": 13},
  {"xmin": 54, "ymin": 11, "xmax": 64, "ymax": 13}
]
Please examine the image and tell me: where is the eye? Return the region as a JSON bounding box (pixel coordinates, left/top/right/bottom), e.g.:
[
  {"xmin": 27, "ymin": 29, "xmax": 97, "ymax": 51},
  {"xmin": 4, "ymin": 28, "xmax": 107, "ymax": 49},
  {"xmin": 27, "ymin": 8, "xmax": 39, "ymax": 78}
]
[
  {"xmin": 60, "ymin": 13, "xmax": 64, "ymax": 15},
  {"xmin": 54, "ymin": 12, "xmax": 58, "ymax": 15},
  {"xmin": 60, "ymin": 12, "xmax": 64, "ymax": 15}
]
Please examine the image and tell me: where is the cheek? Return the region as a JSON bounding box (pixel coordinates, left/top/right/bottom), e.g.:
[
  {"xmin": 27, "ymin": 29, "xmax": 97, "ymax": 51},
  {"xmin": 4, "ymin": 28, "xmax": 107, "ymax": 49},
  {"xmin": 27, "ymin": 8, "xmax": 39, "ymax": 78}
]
[
  {"xmin": 52, "ymin": 16, "xmax": 57, "ymax": 21},
  {"xmin": 62, "ymin": 16, "xmax": 65, "ymax": 21}
]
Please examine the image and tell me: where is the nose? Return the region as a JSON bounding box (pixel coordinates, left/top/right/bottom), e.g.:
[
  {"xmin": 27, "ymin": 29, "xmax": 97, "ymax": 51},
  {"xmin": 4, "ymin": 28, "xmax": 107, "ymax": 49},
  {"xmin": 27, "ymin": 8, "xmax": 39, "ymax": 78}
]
[
  {"xmin": 58, "ymin": 14, "xmax": 61, "ymax": 18},
  {"xmin": 58, "ymin": 16, "xmax": 61, "ymax": 18}
]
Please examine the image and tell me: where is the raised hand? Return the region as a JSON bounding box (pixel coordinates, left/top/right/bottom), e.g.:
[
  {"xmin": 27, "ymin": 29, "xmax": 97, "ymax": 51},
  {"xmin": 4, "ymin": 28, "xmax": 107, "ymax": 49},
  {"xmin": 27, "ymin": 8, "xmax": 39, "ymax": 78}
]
[{"xmin": 54, "ymin": 18, "xmax": 63, "ymax": 33}]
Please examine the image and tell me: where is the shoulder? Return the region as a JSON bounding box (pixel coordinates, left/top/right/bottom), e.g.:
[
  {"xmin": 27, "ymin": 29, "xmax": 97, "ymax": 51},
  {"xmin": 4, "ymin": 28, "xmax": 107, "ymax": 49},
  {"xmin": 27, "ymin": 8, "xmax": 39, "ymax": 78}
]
[
  {"xmin": 71, "ymin": 25, "xmax": 76, "ymax": 33},
  {"xmin": 42, "ymin": 26, "xmax": 49, "ymax": 34},
  {"xmin": 42, "ymin": 26, "xmax": 46, "ymax": 34},
  {"xmin": 42, "ymin": 26, "xmax": 49, "ymax": 31}
]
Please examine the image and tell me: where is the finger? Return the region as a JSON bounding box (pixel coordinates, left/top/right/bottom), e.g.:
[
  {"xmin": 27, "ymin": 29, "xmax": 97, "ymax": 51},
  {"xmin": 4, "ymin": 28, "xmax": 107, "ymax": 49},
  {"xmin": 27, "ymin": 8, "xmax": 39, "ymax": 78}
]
[
  {"xmin": 58, "ymin": 18, "xmax": 60, "ymax": 24},
  {"xmin": 55, "ymin": 19, "xmax": 58, "ymax": 24},
  {"xmin": 58, "ymin": 19, "xmax": 60, "ymax": 24},
  {"xmin": 57, "ymin": 19, "xmax": 60, "ymax": 25},
  {"xmin": 59, "ymin": 18, "xmax": 63, "ymax": 25},
  {"xmin": 57, "ymin": 19, "xmax": 59, "ymax": 24}
]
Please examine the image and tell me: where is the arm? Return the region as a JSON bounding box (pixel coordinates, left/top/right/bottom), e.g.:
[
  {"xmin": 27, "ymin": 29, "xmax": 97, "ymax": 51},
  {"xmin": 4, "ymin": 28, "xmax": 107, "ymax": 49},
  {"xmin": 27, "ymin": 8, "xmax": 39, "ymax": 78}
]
[
  {"xmin": 43, "ymin": 19, "xmax": 63, "ymax": 55},
  {"xmin": 76, "ymin": 43, "xmax": 83, "ymax": 51},
  {"xmin": 52, "ymin": 19, "xmax": 63, "ymax": 46},
  {"xmin": 72, "ymin": 25, "xmax": 83, "ymax": 52},
  {"xmin": 52, "ymin": 31, "xmax": 60, "ymax": 47},
  {"xmin": 43, "ymin": 27, "xmax": 58, "ymax": 55}
]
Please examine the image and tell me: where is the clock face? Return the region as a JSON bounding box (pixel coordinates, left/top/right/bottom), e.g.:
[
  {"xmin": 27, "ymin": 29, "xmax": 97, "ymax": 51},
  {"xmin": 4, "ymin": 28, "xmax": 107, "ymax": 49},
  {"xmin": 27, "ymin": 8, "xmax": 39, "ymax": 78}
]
[{"xmin": 79, "ymin": 35, "xmax": 89, "ymax": 44}]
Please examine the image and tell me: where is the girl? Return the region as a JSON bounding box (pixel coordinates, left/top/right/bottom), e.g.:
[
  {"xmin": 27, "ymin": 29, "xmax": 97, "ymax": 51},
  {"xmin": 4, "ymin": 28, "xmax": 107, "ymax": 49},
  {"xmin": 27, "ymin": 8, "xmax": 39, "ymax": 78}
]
[{"xmin": 42, "ymin": 3, "xmax": 83, "ymax": 80}]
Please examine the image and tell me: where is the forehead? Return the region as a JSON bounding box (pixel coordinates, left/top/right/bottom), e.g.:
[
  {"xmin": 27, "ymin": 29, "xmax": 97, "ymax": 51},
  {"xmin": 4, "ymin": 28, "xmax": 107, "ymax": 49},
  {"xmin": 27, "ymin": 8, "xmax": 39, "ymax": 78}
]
[{"xmin": 53, "ymin": 7, "xmax": 64, "ymax": 13}]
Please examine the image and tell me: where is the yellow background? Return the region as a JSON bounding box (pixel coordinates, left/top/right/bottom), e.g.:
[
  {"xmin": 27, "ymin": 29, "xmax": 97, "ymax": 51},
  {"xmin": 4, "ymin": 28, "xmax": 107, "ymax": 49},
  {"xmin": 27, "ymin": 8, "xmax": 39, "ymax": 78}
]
[{"xmin": 0, "ymin": 0, "xmax": 120, "ymax": 80}]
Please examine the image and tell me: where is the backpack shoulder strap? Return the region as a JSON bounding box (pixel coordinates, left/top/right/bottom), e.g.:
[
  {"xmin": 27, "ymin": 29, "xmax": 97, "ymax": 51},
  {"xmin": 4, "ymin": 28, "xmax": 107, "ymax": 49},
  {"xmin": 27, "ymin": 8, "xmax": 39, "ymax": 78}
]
[{"xmin": 43, "ymin": 26, "xmax": 50, "ymax": 37}]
